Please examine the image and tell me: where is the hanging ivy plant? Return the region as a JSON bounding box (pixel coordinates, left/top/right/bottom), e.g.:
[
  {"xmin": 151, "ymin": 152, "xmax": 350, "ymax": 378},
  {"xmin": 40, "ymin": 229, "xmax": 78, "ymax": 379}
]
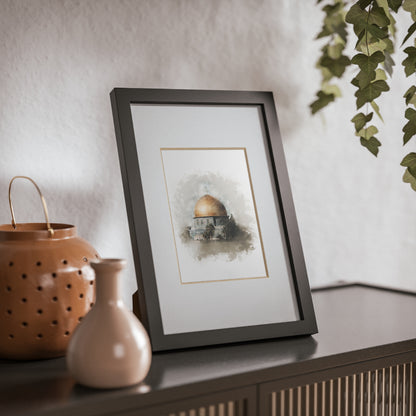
[{"xmin": 311, "ymin": 0, "xmax": 416, "ymax": 189}]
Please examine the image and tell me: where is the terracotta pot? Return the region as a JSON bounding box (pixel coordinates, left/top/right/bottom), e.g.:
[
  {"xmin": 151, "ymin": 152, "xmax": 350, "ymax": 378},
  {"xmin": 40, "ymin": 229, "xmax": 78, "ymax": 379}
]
[
  {"xmin": 67, "ymin": 258, "xmax": 152, "ymax": 389},
  {"xmin": 0, "ymin": 176, "xmax": 98, "ymax": 360}
]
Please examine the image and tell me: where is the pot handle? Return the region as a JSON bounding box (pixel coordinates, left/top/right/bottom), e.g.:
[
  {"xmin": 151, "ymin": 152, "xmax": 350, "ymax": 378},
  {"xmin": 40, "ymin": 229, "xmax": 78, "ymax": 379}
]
[{"xmin": 8, "ymin": 176, "xmax": 54, "ymax": 237}]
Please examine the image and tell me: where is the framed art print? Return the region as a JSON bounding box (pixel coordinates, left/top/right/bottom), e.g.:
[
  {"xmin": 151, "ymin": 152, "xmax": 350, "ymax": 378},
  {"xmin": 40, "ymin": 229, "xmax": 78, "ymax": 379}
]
[{"xmin": 110, "ymin": 88, "xmax": 317, "ymax": 351}]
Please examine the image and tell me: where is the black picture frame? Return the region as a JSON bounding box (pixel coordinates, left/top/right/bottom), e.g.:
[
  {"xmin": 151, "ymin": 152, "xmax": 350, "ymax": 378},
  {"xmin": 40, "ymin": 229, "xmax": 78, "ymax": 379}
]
[{"xmin": 110, "ymin": 88, "xmax": 317, "ymax": 351}]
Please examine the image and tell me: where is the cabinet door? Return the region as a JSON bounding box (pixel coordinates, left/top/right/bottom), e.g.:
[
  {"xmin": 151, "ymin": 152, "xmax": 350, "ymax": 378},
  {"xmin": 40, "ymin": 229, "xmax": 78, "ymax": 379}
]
[
  {"xmin": 120, "ymin": 385, "xmax": 256, "ymax": 416},
  {"xmin": 260, "ymin": 360, "xmax": 416, "ymax": 416}
]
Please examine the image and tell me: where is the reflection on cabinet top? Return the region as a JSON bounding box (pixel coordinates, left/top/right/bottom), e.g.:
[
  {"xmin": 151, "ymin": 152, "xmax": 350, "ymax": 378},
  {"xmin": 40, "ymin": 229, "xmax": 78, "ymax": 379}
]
[{"xmin": 1, "ymin": 283, "xmax": 415, "ymax": 416}]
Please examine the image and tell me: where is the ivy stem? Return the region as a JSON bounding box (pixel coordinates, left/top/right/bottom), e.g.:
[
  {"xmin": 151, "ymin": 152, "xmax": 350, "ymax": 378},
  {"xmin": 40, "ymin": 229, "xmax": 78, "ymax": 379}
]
[{"xmin": 364, "ymin": 3, "xmax": 373, "ymax": 141}]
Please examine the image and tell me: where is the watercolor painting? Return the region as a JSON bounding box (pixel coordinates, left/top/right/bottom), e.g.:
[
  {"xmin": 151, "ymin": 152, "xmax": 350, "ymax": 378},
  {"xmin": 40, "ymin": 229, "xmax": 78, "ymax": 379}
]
[
  {"xmin": 161, "ymin": 148, "xmax": 268, "ymax": 284},
  {"xmin": 175, "ymin": 173, "xmax": 255, "ymax": 262}
]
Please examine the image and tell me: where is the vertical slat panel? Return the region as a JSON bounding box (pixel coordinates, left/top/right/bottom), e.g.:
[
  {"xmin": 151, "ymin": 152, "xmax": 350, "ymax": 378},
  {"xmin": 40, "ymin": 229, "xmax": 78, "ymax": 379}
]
[
  {"xmin": 396, "ymin": 364, "xmax": 401, "ymax": 416},
  {"xmin": 290, "ymin": 388, "xmax": 295, "ymax": 416},
  {"xmin": 411, "ymin": 362, "xmax": 416, "ymax": 416},
  {"xmin": 236, "ymin": 398, "xmax": 245, "ymax": 416},
  {"xmin": 337, "ymin": 377, "xmax": 342, "ymax": 416},
  {"xmin": 403, "ymin": 363, "xmax": 407, "ymax": 416},
  {"xmin": 305, "ymin": 384, "xmax": 310, "ymax": 416},
  {"xmin": 263, "ymin": 361, "xmax": 416, "ymax": 416},
  {"xmin": 297, "ymin": 386, "xmax": 302, "ymax": 416},
  {"xmin": 390, "ymin": 366, "xmax": 394, "ymax": 416},
  {"xmin": 270, "ymin": 391, "xmax": 277, "ymax": 416},
  {"xmin": 198, "ymin": 406, "xmax": 206, "ymax": 416},
  {"xmin": 374, "ymin": 370, "xmax": 378, "ymax": 416},
  {"xmin": 227, "ymin": 401, "xmax": 234, "ymax": 416},
  {"xmin": 314, "ymin": 382, "xmax": 319, "ymax": 416},
  {"xmin": 352, "ymin": 374, "xmax": 358, "ymax": 416},
  {"xmin": 160, "ymin": 398, "xmax": 250, "ymax": 416},
  {"xmin": 381, "ymin": 368, "xmax": 385, "ymax": 416},
  {"xmin": 344, "ymin": 376, "xmax": 349, "ymax": 416}
]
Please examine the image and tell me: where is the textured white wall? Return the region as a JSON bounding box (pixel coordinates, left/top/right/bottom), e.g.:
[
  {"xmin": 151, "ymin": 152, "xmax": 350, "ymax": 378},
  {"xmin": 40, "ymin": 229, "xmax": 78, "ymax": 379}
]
[{"xmin": 1, "ymin": 0, "xmax": 415, "ymax": 308}]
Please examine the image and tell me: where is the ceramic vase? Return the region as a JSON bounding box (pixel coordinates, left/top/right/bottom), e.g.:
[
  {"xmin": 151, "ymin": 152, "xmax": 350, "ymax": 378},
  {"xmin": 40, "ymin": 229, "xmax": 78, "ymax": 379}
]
[{"xmin": 66, "ymin": 258, "xmax": 152, "ymax": 389}]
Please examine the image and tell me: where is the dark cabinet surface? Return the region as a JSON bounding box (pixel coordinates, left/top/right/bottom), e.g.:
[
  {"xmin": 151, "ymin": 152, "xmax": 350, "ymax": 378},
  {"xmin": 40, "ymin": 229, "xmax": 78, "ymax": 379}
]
[{"xmin": 1, "ymin": 284, "xmax": 415, "ymax": 416}]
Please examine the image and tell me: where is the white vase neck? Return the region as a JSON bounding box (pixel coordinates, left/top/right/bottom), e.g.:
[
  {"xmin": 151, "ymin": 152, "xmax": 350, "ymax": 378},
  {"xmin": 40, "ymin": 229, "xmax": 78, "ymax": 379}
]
[{"xmin": 90, "ymin": 259, "xmax": 126, "ymax": 305}]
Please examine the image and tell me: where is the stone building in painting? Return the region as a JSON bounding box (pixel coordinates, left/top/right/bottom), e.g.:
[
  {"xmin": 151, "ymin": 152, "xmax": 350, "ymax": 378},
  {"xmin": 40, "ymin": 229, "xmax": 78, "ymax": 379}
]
[{"xmin": 189, "ymin": 195, "xmax": 230, "ymax": 241}]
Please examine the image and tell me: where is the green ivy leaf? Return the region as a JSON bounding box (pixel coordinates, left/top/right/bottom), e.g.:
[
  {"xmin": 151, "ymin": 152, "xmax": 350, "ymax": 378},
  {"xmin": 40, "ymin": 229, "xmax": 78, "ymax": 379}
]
[
  {"xmin": 320, "ymin": 55, "xmax": 351, "ymax": 77},
  {"xmin": 401, "ymin": 152, "xmax": 416, "ymax": 179},
  {"xmin": 352, "ymin": 71, "xmax": 376, "ymax": 88},
  {"xmin": 367, "ymin": 24, "xmax": 389, "ymax": 39},
  {"xmin": 404, "ymin": 85, "xmax": 416, "ymax": 106},
  {"xmin": 327, "ymin": 43, "xmax": 344, "ymax": 59},
  {"xmin": 323, "ymin": 2, "xmax": 343, "ymax": 15},
  {"xmin": 357, "ymin": 125, "xmax": 379, "ymax": 138},
  {"xmin": 375, "ymin": 68, "xmax": 387, "ymax": 80},
  {"xmin": 355, "ymin": 80, "xmax": 390, "ymax": 108},
  {"xmin": 371, "ymin": 100, "xmax": 384, "ymax": 121},
  {"xmin": 359, "ymin": 0, "xmax": 374, "ymax": 9},
  {"xmin": 360, "ymin": 136, "xmax": 381, "ymax": 156},
  {"xmin": 383, "ymin": 51, "xmax": 395, "ymax": 76},
  {"xmin": 310, "ymin": 91, "xmax": 336, "ymax": 114},
  {"xmin": 357, "ymin": 37, "xmax": 393, "ymax": 54},
  {"xmin": 322, "ymin": 83, "xmax": 342, "ymax": 97},
  {"xmin": 382, "ymin": 38, "xmax": 395, "ymax": 54},
  {"xmin": 316, "ymin": 27, "xmax": 331, "ymax": 39},
  {"xmin": 346, "ymin": 4, "xmax": 370, "ymax": 35},
  {"xmin": 403, "ymin": 0, "xmax": 416, "ymax": 20},
  {"xmin": 401, "ymin": 21, "xmax": 416, "ymax": 46},
  {"xmin": 402, "ymin": 168, "xmax": 416, "ymax": 190},
  {"xmin": 351, "ymin": 51, "xmax": 385, "ymax": 88},
  {"xmin": 369, "ymin": 4, "xmax": 391, "ymax": 27},
  {"xmin": 378, "ymin": 0, "xmax": 397, "ymax": 37},
  {"xmin": 346, "ymin": 4, "xmax": 390, "ymax": 38},
  {"xmin": 387, "ymin": 0, "xmax": 403, "ymax": 13},
  {"xmin": 351, "ymin": 112, "xmax": 374, "ymax": 131},
  {"xmin": 403, "ymin": 107, "xmax": 416, "ymax": 144},
  {"xmin": 318, "ymin": 66, "xmax": 334, "ymax": 82},
  {"xmin": 319, "ymin": 3, "xmax": 349, "ymax": 42},
  {"xmin": 351, "ymin": 51, "xmax": 385, "ymax": 70},
  {"xmin": 401, "ymin": 151, "xmax": 416, "ymax": 167},
  {"xmin": 403, "ymin": 46, "xmax": 416, "ymax": 76}
]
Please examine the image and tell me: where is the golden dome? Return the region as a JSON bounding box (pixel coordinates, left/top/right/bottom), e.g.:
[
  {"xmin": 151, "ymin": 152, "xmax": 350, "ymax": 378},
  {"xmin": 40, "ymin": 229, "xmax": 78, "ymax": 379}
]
[{"xmin": 194, "ymin": 195, "xmax": 227, "ymax": 218}]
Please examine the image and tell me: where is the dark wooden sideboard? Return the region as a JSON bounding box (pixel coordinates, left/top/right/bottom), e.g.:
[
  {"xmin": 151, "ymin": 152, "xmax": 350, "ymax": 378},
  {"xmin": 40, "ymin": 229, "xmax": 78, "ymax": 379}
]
[{"xmin": 1, "ymin": 283, "xmax": 415, "ymax": 416}]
